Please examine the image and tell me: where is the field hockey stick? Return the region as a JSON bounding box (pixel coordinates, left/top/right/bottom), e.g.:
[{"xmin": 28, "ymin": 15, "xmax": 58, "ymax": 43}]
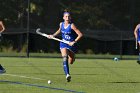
[
  {"xmin": 36, "ymin": 28, "xmax": 70, "ymax": 45},
  {"xmin": 136, "ymin": 38, "xmax": 138, "ymax": 49}
]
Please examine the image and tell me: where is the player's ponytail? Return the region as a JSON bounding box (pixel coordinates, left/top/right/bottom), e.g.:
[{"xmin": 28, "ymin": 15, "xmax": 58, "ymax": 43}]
[{"xmin": 63, "ymin": 9, "xmax": 71, "ymax": 16}]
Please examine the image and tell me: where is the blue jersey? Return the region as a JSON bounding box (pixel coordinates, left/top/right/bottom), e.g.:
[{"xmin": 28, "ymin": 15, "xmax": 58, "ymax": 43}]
[
  {"xmin": 61, "ymin": 22, "xmax": 77, "ymax": 41},
  {"xmin": 60, "ymin": 22, "xmax": 77, "ymax": 53}
]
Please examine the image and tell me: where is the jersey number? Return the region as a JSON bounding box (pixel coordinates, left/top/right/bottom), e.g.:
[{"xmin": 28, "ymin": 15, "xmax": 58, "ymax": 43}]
[{"xmin": 65, "ymin": 35, "xmax": 71, "ymax": 40}]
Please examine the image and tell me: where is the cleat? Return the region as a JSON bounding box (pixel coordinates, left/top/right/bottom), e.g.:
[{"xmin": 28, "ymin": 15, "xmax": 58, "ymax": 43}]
[
  {"xmin": 66, "ymin": 74, "xmax": 71, "ymax": 82},
  {"xmin": 0, "ymin": 64, "xmax": 6, "ymax": 74},
  {"xmin": 0, "ymin": 69, "xmax": 6, "ymax": 74}
]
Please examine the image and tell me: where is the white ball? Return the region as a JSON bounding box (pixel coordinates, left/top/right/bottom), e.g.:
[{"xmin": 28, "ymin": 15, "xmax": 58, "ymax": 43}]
[
  {"xmin": 114, "ymin": 57, "xmax": 119, "ymax": 61},
  {"xmin": 48, "ymin": 80, "xmax": 51, "ymax": 84}
]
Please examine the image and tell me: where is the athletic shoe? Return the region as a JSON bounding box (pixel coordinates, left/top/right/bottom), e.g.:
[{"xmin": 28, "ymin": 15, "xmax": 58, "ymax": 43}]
[
  {"xmin": 66, "ymin": 74, "xmax": 71, "ymax": 82},
  {"xmin": 0, "ymin": 64, "xmax": 6, "ymax": 74},
  {"xmin": 0, "ymin": 69, "xmax": 6, "ymax": 74}
]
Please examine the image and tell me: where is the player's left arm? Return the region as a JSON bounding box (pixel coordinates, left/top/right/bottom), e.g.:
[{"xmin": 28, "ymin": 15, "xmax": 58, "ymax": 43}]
[{"xmin": 70, "ymin": 23, "xmax": 83, "ymax": 46}]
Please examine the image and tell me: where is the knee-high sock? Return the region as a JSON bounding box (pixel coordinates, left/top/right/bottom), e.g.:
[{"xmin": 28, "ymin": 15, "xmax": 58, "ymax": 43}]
[{"xmin": 63, "ymin": 56, "xmax": 69, "ymax": 75}]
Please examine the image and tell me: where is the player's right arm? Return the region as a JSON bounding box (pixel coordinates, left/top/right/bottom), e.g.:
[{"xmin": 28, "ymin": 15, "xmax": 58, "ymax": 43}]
[
  {"xmin": 47, "ymin": 23, "xmax": 61, "ymax": 39},
  {"xmin": 134, "ymin": 24, "xmax": 140, "ymax": 39},
  {"xmin": 52, "ymin": 22, "xmax": 62, "ymax": 37},
  {"xmin": 52, "ymin": 28, "xmax": 61, "ymax": 37}
]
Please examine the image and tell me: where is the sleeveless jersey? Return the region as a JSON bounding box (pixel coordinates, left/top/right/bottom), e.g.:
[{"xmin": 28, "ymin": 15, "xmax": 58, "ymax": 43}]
[
  {"xmin": 61, "ymin": 22, "xmax": 77, "ymax": 42},
  {"xmin": 59, "ymin": 22, "xmax": 78, "ymax": 53}
]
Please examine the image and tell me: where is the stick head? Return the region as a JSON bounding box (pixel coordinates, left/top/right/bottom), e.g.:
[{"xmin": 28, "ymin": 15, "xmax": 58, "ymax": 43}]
[{"xmin": 36, "ymin": 28, "xmax": 40, "ymax": 33}]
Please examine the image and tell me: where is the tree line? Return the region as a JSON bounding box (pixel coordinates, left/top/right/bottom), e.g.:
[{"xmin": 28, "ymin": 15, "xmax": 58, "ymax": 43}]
[{"xmin": 0, "ymin": 0, "xmax": 140, "ymax": 30}]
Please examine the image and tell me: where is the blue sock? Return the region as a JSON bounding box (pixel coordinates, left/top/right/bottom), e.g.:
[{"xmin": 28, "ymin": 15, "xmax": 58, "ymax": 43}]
[{"xmin": 63, "ymin": 61, "xmax": 69, "ymax": 75}]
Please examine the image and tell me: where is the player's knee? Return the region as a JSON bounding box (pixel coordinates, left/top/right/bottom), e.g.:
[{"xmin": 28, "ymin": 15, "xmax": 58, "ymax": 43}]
[
  {"xmin": 69, "ymin": 58, "xmax": 75, "ymax": 64},
  {"xmin": 63, "ymin": 55, "xmax": 68, "ymax": 62},
  {"xmin": 69, "ymin": 61, "xmax": 73, "ymax": 64}
]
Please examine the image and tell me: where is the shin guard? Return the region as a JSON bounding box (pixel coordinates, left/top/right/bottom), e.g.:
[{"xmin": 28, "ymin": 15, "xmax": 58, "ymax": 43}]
[{"xmin": 63, "ymin": 55, "xmax": 69, "ymax": 75}]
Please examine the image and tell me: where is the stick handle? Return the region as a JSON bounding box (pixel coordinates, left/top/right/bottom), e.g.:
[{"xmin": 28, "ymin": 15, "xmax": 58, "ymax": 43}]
[
  {"xmin": 36, "ymin": 28, "xmax": 70, "ymax": 45},
  {"xmin": 52, "ymin": 37, "xmax": 70, "ymax": 44}
]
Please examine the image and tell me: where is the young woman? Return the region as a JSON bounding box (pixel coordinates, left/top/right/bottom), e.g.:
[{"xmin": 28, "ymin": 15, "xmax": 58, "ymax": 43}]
[
  {"xmin": 0, "ymin": 21, "xmax": 6, "ymax": 73},
  {"xmin": 48, "ymin": 11, "xmax": 83, "ymax": 82}
]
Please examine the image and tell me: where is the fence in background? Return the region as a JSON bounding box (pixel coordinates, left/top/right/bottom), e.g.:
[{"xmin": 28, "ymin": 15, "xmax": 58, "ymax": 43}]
[{"xmin": 0, "ymin": 28, "xmax": 138, "ymax": 59}]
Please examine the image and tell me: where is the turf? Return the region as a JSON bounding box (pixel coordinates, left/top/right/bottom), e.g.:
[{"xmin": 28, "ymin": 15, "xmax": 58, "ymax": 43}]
[{"xmin": 0, "ymin": 57, "xmax": 140, "ymax": 93}]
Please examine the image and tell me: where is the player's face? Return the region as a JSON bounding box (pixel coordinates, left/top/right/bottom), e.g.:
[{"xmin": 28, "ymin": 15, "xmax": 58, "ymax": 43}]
[{"xmin": 63, "ymin": 13, "xmax": 71, "ymax": 22}]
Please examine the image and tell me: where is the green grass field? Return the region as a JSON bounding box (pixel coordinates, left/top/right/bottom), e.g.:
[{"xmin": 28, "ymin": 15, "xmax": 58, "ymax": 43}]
[{"xmin": 0, "ymin": 57, "xmax": 140, "ymax": 93}]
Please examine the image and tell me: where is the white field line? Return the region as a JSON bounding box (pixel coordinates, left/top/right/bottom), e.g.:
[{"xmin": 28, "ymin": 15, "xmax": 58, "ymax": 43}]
[{"xmin": 2, "ymin": 74, "xmax": 47, "ymax": 81}]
